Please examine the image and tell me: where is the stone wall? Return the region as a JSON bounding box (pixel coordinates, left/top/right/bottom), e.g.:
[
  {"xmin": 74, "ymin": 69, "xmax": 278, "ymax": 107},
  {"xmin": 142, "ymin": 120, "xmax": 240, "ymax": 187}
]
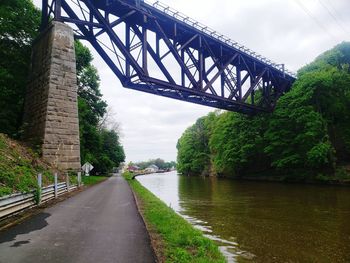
[{"xmin": 23, "ymin": 21, "xmax": 81, "ymax": 171}]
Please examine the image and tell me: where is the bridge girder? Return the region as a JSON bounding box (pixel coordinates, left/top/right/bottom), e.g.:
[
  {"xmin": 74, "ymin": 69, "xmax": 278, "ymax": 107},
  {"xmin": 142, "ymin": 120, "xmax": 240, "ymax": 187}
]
[{"xmin": 42, "ymin": 0, "xmax": 296, "ymax": 114}]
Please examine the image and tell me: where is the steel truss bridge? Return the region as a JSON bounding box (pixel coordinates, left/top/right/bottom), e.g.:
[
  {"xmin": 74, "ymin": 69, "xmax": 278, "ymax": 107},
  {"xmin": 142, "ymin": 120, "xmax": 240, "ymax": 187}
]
[{"xmin": 41, "ymin": 0, "xmax": 296, "ymax": 114}]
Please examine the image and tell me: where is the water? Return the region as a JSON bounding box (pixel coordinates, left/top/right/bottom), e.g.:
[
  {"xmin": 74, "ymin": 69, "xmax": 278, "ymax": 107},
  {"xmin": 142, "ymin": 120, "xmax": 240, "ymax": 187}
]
[{"xmin": 137, "ymin": 171, "xmax": 350, "ymax": 263}]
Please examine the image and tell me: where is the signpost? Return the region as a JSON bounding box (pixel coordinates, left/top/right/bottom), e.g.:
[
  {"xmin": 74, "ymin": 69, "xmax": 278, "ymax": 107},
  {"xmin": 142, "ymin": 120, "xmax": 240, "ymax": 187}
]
[{"xmin": 82, "ymin": 162, "xmax": 94, "ymax": 176}]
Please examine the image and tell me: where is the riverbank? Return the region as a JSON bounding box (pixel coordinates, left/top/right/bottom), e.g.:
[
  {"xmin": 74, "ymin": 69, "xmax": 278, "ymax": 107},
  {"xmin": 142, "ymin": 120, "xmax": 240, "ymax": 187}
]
[
  {"xmin": 123, "ymin": 171, "xmax": 225, "ymax": 263},
  {"xmin": 135, "ymin": 171, "xmax": 350, "ymax": 262},
  {"xmin": 178, "ymin": 170, "xmax": 350, "ymax": 186},
  {"xmin": 130, "ymin": 170, "xmax": 175, "ymax": 179},
  {"xmin": 208, "ymin": 167, "xmax": 350, "ymax": 186}
]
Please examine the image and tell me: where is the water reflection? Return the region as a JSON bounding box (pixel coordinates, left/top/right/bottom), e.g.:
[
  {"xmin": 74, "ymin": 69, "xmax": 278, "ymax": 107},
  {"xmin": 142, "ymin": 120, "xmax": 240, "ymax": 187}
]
[{"xmin": 138, "ymin": 172, "xmax": 350, "ymax": 263}]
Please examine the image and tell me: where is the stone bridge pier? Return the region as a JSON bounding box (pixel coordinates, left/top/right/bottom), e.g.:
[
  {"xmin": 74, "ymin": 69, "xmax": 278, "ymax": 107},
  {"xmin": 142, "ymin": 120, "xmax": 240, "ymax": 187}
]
[{"xmin": 22, "ymin": 21, "xmax": 81, "ymax": 171}]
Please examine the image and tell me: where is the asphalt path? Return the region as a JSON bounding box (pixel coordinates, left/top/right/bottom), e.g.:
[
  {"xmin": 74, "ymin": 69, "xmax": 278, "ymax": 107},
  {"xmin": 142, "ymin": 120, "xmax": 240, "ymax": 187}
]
[{"xmin": 0, "ymin": 175, "xmax": 156, "ymax": 263}]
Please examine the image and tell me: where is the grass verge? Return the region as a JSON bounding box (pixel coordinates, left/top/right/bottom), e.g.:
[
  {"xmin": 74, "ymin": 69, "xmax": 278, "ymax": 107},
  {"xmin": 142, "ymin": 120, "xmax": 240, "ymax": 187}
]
[
  {"xmin": 123, "ymin": 171, "xmax": 226, "ymax": 263},
  {"xmin": 82, "ymin": 175, "xmax": 108, "ymax": 186},
  {"xmin": 0, "ymin": 134, "xmax": 55, "ymax": 197}
]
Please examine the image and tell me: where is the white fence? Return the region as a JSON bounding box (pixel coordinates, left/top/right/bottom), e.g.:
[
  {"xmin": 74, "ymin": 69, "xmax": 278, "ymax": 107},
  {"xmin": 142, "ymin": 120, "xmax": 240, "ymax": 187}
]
[{"xmin": 0, "ymin": 172, "xmax": 82, "ymax": 219}]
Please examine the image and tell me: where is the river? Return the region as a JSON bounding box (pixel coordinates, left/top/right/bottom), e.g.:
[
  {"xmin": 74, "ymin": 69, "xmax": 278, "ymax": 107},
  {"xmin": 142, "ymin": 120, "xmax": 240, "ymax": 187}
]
[{"xmin": 137, "ymin": 171, "xmax": 350, "ymax": 263}]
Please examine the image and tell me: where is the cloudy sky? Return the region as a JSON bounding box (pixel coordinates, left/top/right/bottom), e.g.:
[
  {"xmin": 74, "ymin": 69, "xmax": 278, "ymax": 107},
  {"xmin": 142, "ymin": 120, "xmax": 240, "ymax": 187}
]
[{"xmin": 33, "ymin": 0, "xmax": 350, "ymax": 162}]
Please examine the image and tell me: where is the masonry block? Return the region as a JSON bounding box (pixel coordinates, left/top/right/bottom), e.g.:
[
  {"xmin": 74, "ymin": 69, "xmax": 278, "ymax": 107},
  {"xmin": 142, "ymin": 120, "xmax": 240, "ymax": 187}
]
[{"xmin": 22, "ymin": 21, "xmax": 81, "ymax": 171}]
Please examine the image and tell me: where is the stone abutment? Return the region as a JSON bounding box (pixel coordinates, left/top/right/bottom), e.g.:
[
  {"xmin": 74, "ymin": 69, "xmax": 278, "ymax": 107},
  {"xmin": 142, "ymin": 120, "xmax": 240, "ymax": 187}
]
[{"xmin": 23, "ymin": 21, "xmax": 81, "ymax": 171}]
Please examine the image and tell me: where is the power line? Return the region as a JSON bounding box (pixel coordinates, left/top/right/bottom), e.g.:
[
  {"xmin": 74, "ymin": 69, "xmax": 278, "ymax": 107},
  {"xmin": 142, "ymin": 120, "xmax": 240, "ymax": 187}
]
[
  {"xmin": 324, "ymin": 0, "xmax": 348, "ymax": 24},
  {"xmin": 318, "ymin": 0, "xmax": 350, "ymax": 37},
  {"xmin": 293, "ymin": 0, "xmax": 337, "ymax": 40}
]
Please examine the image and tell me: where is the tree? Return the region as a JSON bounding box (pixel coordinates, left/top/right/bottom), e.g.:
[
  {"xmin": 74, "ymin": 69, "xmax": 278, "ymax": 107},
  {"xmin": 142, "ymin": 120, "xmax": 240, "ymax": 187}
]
[
  {"xmin": 0, "ymin": 0, "xmax": 40, "ymax": 136},
  {"xmin": 0, "ymin": 1, "xmax": 125, "ymax": 174},
  {"xmin": 209, "ymin": 112, "xmax": 269, "ymax": 177},
  {"xmin": 96, "ymin": 129, "xmax": 125, "ymax": 174},
  {"xmin": 75, "ymin": 41, "xmax": 106, "ymax": 165},
  {"xmin": 177, "ymin": 114, "xmax": 216, "ymax": 176},
  {"xmin": 75, "ymin": 41, "xmax": 107, "ymax": 125},
  {"xmin": 177, "ymin": 42, "xmax": 350, "ymax": 180},
  {"xmin": 75, "ymin": 41, "xmax": 125, "ymax": 174}
]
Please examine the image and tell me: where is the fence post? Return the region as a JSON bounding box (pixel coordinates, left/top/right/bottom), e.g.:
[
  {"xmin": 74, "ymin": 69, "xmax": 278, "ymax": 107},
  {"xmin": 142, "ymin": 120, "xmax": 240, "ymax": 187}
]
[
  {"xmin": 54, "ymin": 173, "xmax": 58, "ymax": 198},
  {"xmin": 77, "ymin": 172, "xmax": 82, "ymax": 188},
  {"xmin": 66, "ymin": 173, "xmax": 70, "ymax": 192},
  {"xmin": 37, "ymin": 173, "xmax": 42, "ymax": 204}
]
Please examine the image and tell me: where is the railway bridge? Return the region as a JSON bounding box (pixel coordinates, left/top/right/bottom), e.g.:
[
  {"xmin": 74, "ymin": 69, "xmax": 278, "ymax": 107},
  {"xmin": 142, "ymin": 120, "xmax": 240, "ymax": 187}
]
[{"xmin": 23, "ymin": 0, "xmax": 296, "ymax": 170}]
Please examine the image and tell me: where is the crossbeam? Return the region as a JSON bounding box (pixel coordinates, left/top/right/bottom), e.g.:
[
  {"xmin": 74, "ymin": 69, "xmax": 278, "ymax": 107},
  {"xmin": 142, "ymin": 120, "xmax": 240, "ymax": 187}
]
[{"xmin": 42, "ymin": 0, "xmax": 296, "ymax": 114}]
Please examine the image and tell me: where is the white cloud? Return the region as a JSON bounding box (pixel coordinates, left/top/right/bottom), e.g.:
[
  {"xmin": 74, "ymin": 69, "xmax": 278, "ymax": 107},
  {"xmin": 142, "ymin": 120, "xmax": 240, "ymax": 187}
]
[{"xmin": 33, "ymin": 0, "xmax": 350, "ymax": 162}]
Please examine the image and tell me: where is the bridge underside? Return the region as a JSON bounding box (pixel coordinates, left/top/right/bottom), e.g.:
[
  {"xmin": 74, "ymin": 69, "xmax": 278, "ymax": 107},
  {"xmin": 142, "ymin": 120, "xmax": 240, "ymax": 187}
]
[{"xmin": 42, "ymin": 0, "xmax": 295, "ymax": 114}]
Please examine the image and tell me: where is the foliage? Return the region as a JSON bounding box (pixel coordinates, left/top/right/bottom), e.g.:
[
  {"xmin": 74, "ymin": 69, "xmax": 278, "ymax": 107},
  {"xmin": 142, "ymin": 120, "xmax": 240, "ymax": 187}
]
[
  {"xmin": 96, "ymin": 129, "xmax": 125, "ymax": 174},
  {"xmin": 75, "ymin": 41, "xmax": 107, "ymax": 122},
  {"xmin": 0, "ymin": 1, "xmax": 125, "ymax": 177},
  {"xmin": 298, "ymin": 42, "xmax": 350, "ymax": 77},
  {"xmin": 123, "ymin": 171, "xmax": 225, "ymax": 263},
  {"xmin": 33, "ymin": 185, "xmax": 41, "ymax": 205},
  {"xmin": 263, "ymin": 86, "xmax": 334, "ymax": 174},
  {"xmin": 0, "ymin": 134, "xmax": 54, "ymax": 197},
  {"xmin": 76, "ymin": 42, "xmax": 125, "ymax": 174},
  {"xmin": 210, "ymin": 112, "xmax": 269, "ymax": 177},
  {"xmin": 0, "ymin": 0, "xmax": 40, "ymax": 136},
  {"xmin": 177, "ymin": 42, "xmax": 350, "ymax": 181},
  {"xmin": 176, "ymin": 112, "xmax": 218, "ymax": 176}
]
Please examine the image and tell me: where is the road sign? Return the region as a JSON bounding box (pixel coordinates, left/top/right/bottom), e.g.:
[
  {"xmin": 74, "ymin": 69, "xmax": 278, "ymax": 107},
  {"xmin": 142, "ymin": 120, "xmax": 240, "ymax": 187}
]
[{"xmin": 82, "ymin": 162, "xmax": 94, "ymax": 176}]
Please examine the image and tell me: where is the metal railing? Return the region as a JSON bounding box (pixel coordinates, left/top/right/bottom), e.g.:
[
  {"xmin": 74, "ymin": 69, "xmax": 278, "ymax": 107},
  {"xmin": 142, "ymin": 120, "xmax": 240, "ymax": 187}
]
[
  {"xmin": 143, "ymin": 0, "xmax": 296, "ymax": 77},
  {"xmin": 0, "ymin": 173, "xmax": 82, "ymax": 219}
]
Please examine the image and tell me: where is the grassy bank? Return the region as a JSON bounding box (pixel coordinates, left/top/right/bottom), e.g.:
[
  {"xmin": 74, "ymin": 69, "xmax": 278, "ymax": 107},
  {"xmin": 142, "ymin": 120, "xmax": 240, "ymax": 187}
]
[
  {"xmin": 0, "ymin": 131, "xmax": 111, "ymax": 197},
  {"xmin": 82, "ymin": 175, "xmax": 108, "ymax": 186},
  {"xmin": 0, "ymin": 134, "xmax": 55, "ymax": 197},
  {"xmin": 123, "ymin": 171, "xmax": 225, "ymax": 263}
]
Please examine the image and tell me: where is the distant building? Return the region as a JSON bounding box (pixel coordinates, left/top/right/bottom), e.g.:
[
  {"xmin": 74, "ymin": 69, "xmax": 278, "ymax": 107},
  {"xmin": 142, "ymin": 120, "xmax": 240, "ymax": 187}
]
[
  {"xmin": 127, "ymin": 165, "xmax": 140, "ymax": 172},
  {"xmin": 145, "ymin": 164, "xmax": 159, "ymax": 173}
]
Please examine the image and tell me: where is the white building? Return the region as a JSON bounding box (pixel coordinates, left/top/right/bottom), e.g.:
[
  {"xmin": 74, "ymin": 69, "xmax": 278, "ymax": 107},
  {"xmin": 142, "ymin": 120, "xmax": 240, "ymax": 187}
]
[{"xmin": 145, "ymin": 164, "xmax": 159, "ymax": 173}]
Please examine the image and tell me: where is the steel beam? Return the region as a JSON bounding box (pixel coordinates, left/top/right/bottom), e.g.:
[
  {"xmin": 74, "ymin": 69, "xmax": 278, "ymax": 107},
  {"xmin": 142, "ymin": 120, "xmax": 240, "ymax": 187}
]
[{"xmin": 42, "ymin": 0, "xmax": 295, "ymax": 114}]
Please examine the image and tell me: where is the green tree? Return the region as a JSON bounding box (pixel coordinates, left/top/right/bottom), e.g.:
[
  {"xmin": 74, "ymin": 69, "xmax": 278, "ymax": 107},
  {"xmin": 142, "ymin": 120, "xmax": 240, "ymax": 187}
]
[
  {"xmin": 177, "ymin": 113, "xmax": 216, "ymax": 176},
  {"xmin": 177, "ymin": 42, "xmax": 350, "ymax": 181},
  {"xmin": 75, "ymin": 41, "xmax": 125, "ymax": 174},
  {"xmin": 209, "ymin": 112, "xmax": 269, "ymax": 177},
  {"xmin": 95, "ymin": 129, "xmax": 125, "ymax": 174},
  {"xmin": 263, "ymin": 88, "xmax": 334, "ymax": 177},
  {"xmin": 0, "ymin": 1, "xmax": 125, "ymax": 174},
  {"xmin": 0, "ymin": 0, "xmax": 40, "ymax": 136},
  {"xmin": 75, "ymin": 41, "xmax": 105, "ymax": 165}
]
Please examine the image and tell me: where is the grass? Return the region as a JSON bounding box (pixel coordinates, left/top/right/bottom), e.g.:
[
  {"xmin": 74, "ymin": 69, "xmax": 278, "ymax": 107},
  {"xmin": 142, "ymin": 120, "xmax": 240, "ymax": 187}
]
[
  {"xmin": 0, "ymin": 134, "xmax": 55, "ymax": 197},
  {"xmin": 82, "ymin": 175, "xmax": 108, "ymax": 186},
  {"xmin": 123, "ymin": 171, "xmax": 226, "ymax": 263},
  {"xmin": 0, "ymin": 133, "xmax": 110, "ymax": 197}
]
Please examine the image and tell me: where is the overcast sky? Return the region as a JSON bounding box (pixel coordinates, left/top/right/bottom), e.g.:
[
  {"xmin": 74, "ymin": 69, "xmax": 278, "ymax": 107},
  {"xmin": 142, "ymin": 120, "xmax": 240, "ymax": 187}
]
[{"xmin": 33, "ymin": 0, "xmax": 350, "ymax": 162}]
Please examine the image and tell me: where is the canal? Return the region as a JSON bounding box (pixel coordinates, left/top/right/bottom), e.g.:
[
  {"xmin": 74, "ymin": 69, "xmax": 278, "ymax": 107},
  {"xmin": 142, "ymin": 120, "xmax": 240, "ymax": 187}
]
[{"xmin": 137, "ymin": 171, "xmax": 350, "ymax": 262}]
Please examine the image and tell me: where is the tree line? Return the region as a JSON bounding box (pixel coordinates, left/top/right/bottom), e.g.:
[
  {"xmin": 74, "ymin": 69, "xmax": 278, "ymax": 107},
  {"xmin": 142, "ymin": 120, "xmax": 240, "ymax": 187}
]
[
  {"xmin": 0, "ymin": 0, "xmax": 125, "ymax": 174},
  {"xmin": 177, "ymin": 43, "xmax": 350, "ymax": 182}
]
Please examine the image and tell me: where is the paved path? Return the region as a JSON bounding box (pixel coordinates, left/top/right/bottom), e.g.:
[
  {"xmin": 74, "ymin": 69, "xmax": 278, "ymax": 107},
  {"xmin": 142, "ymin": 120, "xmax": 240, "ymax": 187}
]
[{"xmin": 0, "ymin": 175, "xmax": 155, "ymax": 263}]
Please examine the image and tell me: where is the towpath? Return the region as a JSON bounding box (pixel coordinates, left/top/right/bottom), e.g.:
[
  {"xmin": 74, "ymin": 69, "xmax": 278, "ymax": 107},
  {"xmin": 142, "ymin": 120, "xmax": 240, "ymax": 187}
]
[{"xmin": 0, "ymin": 175, "xmax": 155, "ymax": 263}]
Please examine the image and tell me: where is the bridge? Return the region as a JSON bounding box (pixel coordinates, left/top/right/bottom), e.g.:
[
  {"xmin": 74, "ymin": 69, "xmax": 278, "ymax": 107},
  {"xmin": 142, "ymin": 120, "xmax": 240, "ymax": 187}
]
[
  {"xmin": 41, "ymin": 0, "xmax": 295, "ymax": 114},
  {"xmin": 22, "ymin": 0, "xmax": 296, "ymax": 170}
]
